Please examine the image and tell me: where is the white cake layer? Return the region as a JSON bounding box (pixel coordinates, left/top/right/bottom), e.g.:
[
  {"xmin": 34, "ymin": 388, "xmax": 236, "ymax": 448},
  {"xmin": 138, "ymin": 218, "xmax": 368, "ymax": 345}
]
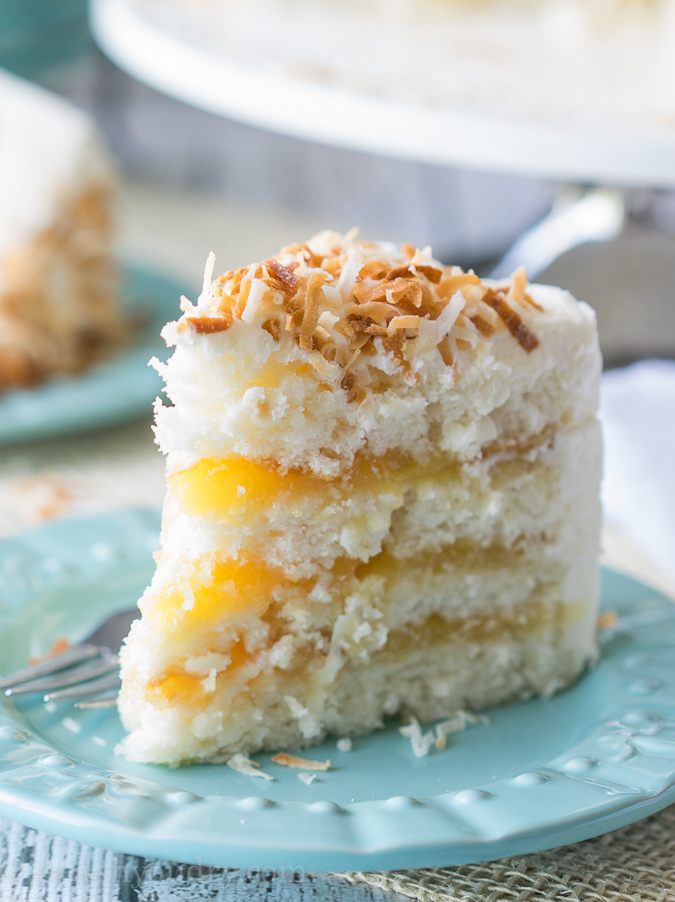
[
  {"xmin": 159, "ymin": 420, "xmax": 600, "ymax": 577},
  {"xmin": 121, "ymin": 534, "xmax": 597, "ymax": 678},
  {"xmin": 154, "ymin": 281, "xmax": 599, "ymax": 477},
  {"xmin": 119, "ymin": 587, "xmax": 595, "ymax": 764}
]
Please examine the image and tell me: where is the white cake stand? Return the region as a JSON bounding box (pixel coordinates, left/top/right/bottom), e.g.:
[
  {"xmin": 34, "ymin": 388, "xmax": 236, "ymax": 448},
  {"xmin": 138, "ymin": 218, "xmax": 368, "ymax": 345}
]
[{"xmin": 91, "ymin": 0, "xmax": 675, "ymax": 188}]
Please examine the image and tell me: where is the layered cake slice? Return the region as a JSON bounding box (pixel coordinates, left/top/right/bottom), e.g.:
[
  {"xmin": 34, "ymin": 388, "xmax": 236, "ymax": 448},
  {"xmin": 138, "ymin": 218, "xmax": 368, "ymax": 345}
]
[
  {"xmin": 0, "ymin": 70, "xmax": 123, "ymax": 392},
  {"xmin": 118, "ymin": 231, "xmax": 601, "ymax": 765}
]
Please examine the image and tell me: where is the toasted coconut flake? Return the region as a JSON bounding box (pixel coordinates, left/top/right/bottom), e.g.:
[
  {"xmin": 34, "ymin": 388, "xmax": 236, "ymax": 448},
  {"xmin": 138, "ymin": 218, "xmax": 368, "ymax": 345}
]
[
  {"xmin": 382, "ymin": 329, "xmax": 405, "ymax": 353},
  {"xmin": 272, "ymin": 752, "xmax": 331, "ymax": 771},
  {"xmin": 358, "ymin": 280, "xmax": 389, "ymax": 305},
  {"xmin": 308, "ymin": 350, "xmax": 339, "ymax": 379},
  {"xmin": 334, "ymin": 318, "xmax": 355, "ymax": 339},
  {"xmin": 360, "ymin": 260, "xmax": 390, "ymax": 280},
  {"xmin": 266, "ymin": 258, "xmax": 300, "ymax": 296},
  {"xmin": 346, "ymin": 301, "xmax": 397, "ymax": 323},
  {"xmin": 318, "ymin": 310, "xmax": 339, "ymax": 329},
  {"xmin": 508, "ymin": 266, "xmax": 529, "ymax": 307},
  {"xmin": 233, "ymin": 277, "xmax": 252, "ymax": 319},
  {"xmin": 438, "ymin": 336, "xmax": 454, "ymax": 366},
  {"xmin": 322, "ymin": 344, "xmax": 338, "ymax": 363},
  {"xmin": 349, "ymin": 332, "xmax": 373, "ymax": 351},
  {"xmin": 386, "ymin": 277, "xmax": 416, "ymax": 298},
  {"xmin": 341, "ymin": 371, "xmax": 357, "ymax": 393},
  {"xmin": 262, "ymin": 319, "xmax": 282, "ymax": 342},
  {"xmin": 408, "ymin": 282, "xmax": 424, "ymax": 308},
  {"xmin": 365, "ymin": 323, "xmax": 388, "ymax": 337},
  {"xmin": 178, "ymin": 315, "xmax": 232, "ymax": 335},
  {"xmin": 389, "ymin": 315, "xmax": 421, "ymax": 330},
  {"xmin": 470, "ymin": 313, "xmax": 496, "ymax": 337},
  {"xmin": 523, "ymin": 293, "xmax": 543, "ymax": 311},
  {"xmin": 383, "ymin": 265, "xmax": 413, "ymax": 282},
  {"xmin": 299, "ymin": 273, "xmax": 326, "ymax": 350},
  {"xmin": 453, "ymin": 325, "xmax": 478, "ymax": 348},
  {"xmin": 483, "ymin": 289, "xmax": 539, "ymax": 352},
  {"xmin": 438, "ymin": 273, "xmax": 481, "ymax": 297},
  {"xmin": 385, "ymin": 263, "xmax": 442, "ymax": 284},
  {"xmin": 415, "ymin": 264, "xmax": 443, "ymax": 284},
  {"xmin": 285, "ymin": 314, "xmax": 294, "ymax": 332}
]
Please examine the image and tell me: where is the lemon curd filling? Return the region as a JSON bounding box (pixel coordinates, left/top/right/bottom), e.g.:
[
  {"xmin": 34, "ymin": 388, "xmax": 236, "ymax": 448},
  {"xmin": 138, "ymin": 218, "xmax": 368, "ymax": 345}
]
[
  {"xmin": 142, "ymin": 540, "xmax": 574, "ymax": 705},
  {"xmin": 144, "ymin": 555, "xmax": 284, "ymax": 634},
  {"xmin": 144, "ymin": 593, "xmax": 583, "ymax": 708},
  {"xmin": 147, "ymin": 448, "xmax": 565, "ymax": 709},
  {"xmin": 167, "ymin": 434, "xmax": 559, "ymax": 527},
  {"xmin": 167, "ymin": 450, "xmax": 504, "ymax": 525}
]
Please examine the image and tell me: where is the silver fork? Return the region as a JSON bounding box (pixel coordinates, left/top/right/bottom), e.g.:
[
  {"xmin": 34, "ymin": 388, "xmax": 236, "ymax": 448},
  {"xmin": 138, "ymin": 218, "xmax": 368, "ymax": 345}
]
[{"xmin": 0, "ymin": 608, "xmax": 137, "ymax": 707}]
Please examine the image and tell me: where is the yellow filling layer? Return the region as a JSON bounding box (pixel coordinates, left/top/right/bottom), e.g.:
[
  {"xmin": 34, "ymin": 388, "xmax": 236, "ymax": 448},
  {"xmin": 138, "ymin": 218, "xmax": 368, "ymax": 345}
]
[
  {"xmin": 146, "ymin": 556, "xmax": 283, "ymax": 633},
  {"xmin": 148, "ymin": 448, "xmax": 559, "ymax": 707},
  {"xmin": 145, "ymin": 596, "xmax": 577, "ymax": 708},
  {"xmin": 141, "ymin": 542, "xmax": 568, "ymax": 705},
  {"xmin": 168, "ymin": 450, "xmax": 490, "ymax": 523}
]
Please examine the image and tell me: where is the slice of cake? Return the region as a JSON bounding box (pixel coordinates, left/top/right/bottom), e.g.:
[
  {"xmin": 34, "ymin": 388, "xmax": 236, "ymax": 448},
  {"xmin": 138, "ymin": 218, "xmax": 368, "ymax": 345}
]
[
  {"xmin": 118, "ymin": 230, "xmax": 601, "ymax": 766},
  {"xmin": 0, "ymin": 70, "xmax": 123, "ymax": 392}
]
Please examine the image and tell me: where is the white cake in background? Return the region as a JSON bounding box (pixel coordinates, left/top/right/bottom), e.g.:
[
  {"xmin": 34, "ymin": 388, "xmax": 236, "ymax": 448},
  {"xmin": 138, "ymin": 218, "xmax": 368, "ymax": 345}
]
[
  {"xmin": 0, "ymin": 70, "xmax": 124, "ymax": 392},
  {"xmin": 118, "ymin": 231, "xmax": 602, "ymax": 765}
]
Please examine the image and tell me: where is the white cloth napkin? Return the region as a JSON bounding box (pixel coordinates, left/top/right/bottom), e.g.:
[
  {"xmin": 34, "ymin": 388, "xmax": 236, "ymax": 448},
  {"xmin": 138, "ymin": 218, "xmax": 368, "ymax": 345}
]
[{"xmin": 601, "ymin": 359, "xmax": 675, "ymax": 586}]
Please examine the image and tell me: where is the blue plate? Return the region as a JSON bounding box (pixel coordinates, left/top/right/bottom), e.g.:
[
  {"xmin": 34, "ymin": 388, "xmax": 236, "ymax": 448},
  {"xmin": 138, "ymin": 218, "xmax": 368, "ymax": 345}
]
[
  {"xmin": 1, "ymin": 509, "xmax": 675, "ymax": 871},
  {"xmin": 0, "ymin": 265, "xmax": 187, "ymax": 446}
]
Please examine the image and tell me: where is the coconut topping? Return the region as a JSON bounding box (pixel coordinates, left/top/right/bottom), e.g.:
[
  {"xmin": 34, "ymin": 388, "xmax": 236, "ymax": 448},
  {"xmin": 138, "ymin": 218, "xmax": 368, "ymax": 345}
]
[
  {"xmin": 271, "ymin": 752, "xmax": 331, "ymax": 770},
  {"xmin": 175, "ymin": 231, "xmax": 542, "ymax": 398}
]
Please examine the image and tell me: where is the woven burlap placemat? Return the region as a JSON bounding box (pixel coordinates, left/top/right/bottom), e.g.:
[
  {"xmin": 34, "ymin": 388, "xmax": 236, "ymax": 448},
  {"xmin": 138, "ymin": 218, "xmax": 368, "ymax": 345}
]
[{"xmin": 345, "ymin": 805, "xmax": 675, "ymax": 901}]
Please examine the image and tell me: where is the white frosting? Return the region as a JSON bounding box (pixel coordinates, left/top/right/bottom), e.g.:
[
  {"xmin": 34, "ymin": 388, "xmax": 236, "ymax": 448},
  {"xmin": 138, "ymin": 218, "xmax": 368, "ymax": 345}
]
[{"xmin": 153, "ymin": 278, "xmax": 600, "ymax": 477}]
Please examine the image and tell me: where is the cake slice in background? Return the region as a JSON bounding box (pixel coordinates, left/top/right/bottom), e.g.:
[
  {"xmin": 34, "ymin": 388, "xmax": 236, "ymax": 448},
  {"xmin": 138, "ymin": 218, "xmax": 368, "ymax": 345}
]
[
  {"xmin": 0, "ymin": 69, "xmax": 123, "ymax": 392},
  {"xmin": 118, "ymin": 231, "xmax": 602, "ymax": 765}
]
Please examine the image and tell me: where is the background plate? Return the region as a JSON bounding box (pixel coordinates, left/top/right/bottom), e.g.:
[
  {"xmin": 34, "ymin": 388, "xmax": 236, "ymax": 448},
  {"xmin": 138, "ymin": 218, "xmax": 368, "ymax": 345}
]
[
  {"xmin": 0, "ymin": 265, "xmax": 187, "ymax": 446},
  {"xmin": 1, "ymin": 509, "xmax": 675, "ymax": 871}
]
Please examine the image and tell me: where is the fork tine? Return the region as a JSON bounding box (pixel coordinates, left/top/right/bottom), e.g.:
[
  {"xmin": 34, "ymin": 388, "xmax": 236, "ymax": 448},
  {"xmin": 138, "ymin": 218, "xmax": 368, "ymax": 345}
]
[
  {"xmin": 4, "ymin": 654, "xmax": 119, "ymax": 696},
  {"xmin": 75, "ymin": 688, "xmax": 120, "ymax": 709},
  {"xmin": 0, "ymin": 645, "xmax": 101, "ymax": 691},
  {"xmin": 44, "ymin": 671, "xmax": 121, "ymax": 702}
]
